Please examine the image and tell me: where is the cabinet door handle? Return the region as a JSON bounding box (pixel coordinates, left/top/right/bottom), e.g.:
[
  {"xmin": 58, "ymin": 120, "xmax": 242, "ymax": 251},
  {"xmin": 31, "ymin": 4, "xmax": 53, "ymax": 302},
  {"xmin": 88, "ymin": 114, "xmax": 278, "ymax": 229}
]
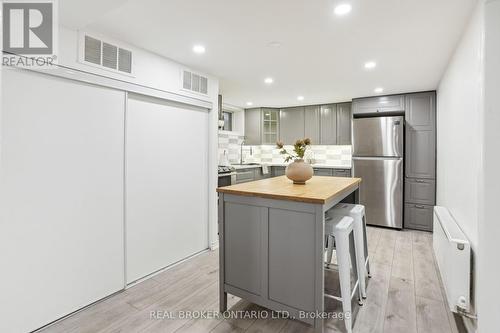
[
  {"xmin": 415, "ymin": 179, "xmax": 426, "ymax": 183},
  {"xmin": 415, "ymin": 205, "xmax": 426, "ymax": 209}
]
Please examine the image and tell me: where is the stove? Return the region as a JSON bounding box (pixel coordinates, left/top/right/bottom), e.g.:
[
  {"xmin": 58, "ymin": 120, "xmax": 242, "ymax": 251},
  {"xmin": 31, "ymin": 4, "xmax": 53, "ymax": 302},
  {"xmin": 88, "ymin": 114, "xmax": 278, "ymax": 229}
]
[
  {"xmin": 218, "ymin": 165, "xmax": 236, "ymax": 174},
  {"xmin": 218, "ymin": 165, "xmax": 236, "ymax": 187}
]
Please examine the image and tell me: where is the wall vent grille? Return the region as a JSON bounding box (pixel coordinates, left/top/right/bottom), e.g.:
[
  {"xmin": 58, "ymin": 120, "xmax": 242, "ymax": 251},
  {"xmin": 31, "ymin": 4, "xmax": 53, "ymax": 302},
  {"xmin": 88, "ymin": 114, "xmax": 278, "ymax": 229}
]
[
  {"xmin": 84, "ymin": 36, "xmax": 101, "ymax": 65},
  {"xmin": 82, "ymin": 34, "xmax": 133, "ymax": 75},
  {"xmin": 182, "ymin": 70, "xmax": 208, "ymax": 95}
]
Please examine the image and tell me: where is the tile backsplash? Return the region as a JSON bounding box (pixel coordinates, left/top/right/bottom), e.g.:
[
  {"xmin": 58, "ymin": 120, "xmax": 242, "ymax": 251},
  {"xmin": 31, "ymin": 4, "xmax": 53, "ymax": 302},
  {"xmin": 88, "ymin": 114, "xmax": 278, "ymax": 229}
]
[
  {"xmin": 218, "ymin": 132, "xmax": 245, "ymax": 164},
  {"xmin": 219, "ymin": 132, "xmax": 352, "ymax": 167}
]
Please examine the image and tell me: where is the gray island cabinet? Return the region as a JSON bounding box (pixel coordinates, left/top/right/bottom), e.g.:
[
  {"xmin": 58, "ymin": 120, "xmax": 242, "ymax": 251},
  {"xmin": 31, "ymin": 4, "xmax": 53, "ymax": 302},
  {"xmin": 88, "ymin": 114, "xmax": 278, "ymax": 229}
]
[{"xmin": 216, "ymin": 176, "xmax": 362, "ymax": 332}]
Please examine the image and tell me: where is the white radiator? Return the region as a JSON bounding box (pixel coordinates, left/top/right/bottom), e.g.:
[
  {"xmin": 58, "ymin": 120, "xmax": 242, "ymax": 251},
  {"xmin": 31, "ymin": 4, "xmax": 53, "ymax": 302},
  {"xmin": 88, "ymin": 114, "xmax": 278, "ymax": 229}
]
[{"xmin": 433, "ymin": 206, "xmax": 471, "ymax": 315}]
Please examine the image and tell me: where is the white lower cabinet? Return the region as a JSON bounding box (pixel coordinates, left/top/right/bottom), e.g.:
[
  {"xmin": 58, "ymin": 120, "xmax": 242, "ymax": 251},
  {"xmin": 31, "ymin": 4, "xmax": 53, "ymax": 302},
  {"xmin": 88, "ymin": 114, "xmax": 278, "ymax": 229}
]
[
  {"xmin": 125, "ymin": 94, "xmax": 210, "ymax": 283},
  {"xmin": 1, "ymin": 70, "xmax": 211, "ymax": 333},
  {"xmin": 0, "ymin": 69, "xmax": 126, "ymax": 333}
]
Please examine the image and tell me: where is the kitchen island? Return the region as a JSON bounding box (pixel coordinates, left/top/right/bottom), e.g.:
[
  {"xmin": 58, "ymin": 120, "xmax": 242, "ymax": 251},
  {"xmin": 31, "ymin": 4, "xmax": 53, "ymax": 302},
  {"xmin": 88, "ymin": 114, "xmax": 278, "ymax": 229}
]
[{"xmin": 216, "ymin": 175, "xmax": 362, "ymax": 332}]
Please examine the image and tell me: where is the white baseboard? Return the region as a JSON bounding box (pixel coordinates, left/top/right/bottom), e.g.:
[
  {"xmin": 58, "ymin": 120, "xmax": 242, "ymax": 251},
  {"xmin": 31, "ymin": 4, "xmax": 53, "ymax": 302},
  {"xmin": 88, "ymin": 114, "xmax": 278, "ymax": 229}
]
[{"xmin": 210, "ymin": 240, "xmax": 219, "ymax": 250}]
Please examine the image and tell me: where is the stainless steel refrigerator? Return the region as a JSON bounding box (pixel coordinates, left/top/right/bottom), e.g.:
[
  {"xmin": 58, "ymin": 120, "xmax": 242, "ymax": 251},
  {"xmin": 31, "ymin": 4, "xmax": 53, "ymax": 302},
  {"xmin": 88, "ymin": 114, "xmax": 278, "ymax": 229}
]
[{"xmin": 352, "ymin": 116, "xmax": 404, "ymax": 229}]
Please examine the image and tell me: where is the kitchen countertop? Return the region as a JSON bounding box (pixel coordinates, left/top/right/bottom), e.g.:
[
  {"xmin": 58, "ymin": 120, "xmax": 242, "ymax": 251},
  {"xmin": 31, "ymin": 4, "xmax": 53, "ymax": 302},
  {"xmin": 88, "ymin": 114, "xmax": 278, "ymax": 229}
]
[
  {"xmin": 216, "ymin": 175, "xmax": 361, "ymax": 204},
  {"xmin": 230, "ymin": 163, "xmax": 351, "ymax": 170}
]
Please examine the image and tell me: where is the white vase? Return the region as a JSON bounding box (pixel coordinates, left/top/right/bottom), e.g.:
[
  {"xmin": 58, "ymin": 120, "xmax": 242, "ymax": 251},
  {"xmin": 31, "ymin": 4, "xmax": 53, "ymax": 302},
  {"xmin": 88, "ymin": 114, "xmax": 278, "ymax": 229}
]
[{"xmin": 285, "ymin": 159, "xmax": 314, "ymax": 185}]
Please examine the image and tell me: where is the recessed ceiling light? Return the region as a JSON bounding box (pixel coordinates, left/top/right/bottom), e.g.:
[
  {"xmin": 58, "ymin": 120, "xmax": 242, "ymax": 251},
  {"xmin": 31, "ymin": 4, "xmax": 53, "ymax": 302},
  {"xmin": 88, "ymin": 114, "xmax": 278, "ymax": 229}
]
[
  {"xmin": 264, "ymin": 77, "xmax": 274, "ymax": 84},
  {"xmin": 374, "ymin": 87, "xmax": 384, "ymax": 94},
  {"xmin": 246, "ymin": 102, "xmax": 253, "ymax": 106},
  {"xmin": 297, "ymin": 96, "xmax": 305, "ymax": 101},
  {"xmin": 334, "ymin": 3, "xmax": 352, "ymax": 16},
  {"xmin": 192, "ymin": 45, "xmax": 206, "ymax": 54},
  {"xmin": 364, "ymin": 61, "xmax": 377, "ymax": 69}
]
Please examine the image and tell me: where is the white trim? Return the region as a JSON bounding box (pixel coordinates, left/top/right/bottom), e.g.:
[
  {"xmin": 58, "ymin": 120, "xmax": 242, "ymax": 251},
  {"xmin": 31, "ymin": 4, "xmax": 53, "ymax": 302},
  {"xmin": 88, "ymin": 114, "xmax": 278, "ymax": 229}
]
[
  {"xmin": 222, "ymin": 103, "xmax": 245, "ymax": 113},
  {"xmin": 123, "ymin": 92, "xmax": 129, "ymax": 288},
  {"xmin": 210, "ymin": 240, "xmax": 219, "ymax": 250},
  {"xmin": 125, "ymin": 249, "xmax": 211, "ymax": 287},
  {"xmin": 3, "ymin": 62, "xmax": 212, "ymax": 110},
  {"xmin": 218, "ymin": 130, "xmax": 244, "ymax": 136},
  {"xmin": 33, "ymin": 249, "xmax": 212, "ymax": 332}
]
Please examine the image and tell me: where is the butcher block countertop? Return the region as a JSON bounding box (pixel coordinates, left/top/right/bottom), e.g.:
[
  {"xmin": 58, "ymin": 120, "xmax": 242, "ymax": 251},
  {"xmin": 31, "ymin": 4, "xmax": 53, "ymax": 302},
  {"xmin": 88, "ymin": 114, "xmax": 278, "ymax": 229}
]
[{"xmin": 216, "ymin": 176, "xmax": 362, "ymax": 204}]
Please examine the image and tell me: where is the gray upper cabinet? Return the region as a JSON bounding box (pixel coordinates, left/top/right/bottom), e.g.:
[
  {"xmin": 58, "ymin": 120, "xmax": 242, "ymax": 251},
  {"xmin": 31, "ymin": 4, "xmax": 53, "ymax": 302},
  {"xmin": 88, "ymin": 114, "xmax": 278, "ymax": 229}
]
[
  {"xmin": 403, "ymin": 91, "xmax": 436, "ymax": 232},
  {"xmin": 405, "ymin": 92, "xmax": 436, "ymax": 179},
  {"xmin": 280, "ymin": 107, "xmax": 305, "ymax": 144},
  {"xmin": 320, "ymin": 104, "xmax": 337, "ymax": 145},
  {"xmin": 304, "ymin": 105, "xmax": 320, "ymax": 144},
  {"xmin": 245, "ymin": 108, "xmax": 279, "ymax": 145},
  {"xmin": 352, "ymin": 95, "xmax": 405, "ymax": 115},
  {"xmin": 262, "ymin": 108, "xmax": 280, "ymax": 145},
  {"xmin": 336, "ymin": 103, "xmax": 352, "ymax": 145},
  {"xmin": 406, "ymin": 129, "xmax": 436, "ymax": 179},
  {"xmin": 244, "ymin": 102, "xmax": 352, "ymax": 147},
  {"xmin": 244, "ymin": 108, "xmax": 262, "ymax": 145},
  {"xmin": 406, "ymin": 92, "xmax": 436, "ymax": 128}
]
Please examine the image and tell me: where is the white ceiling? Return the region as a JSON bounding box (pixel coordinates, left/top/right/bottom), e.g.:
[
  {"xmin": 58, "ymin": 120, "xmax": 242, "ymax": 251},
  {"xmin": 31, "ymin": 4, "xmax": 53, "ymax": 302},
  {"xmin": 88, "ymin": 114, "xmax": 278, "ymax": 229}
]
[{"xmin": 60, "ymin": 0, "xmax": 477, "ymax": 108}]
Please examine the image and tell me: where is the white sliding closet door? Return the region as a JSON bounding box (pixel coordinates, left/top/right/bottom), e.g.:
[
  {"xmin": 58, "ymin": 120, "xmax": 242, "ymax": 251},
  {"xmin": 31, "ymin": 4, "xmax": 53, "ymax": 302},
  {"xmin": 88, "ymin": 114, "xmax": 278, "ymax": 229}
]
[
  {"xmin": 126, "ymin": 94, "xmax": 209, "ymax": 283},
  {"xmin": 0, "ymin": 69, "xmax": 125, "ymax": 333}
]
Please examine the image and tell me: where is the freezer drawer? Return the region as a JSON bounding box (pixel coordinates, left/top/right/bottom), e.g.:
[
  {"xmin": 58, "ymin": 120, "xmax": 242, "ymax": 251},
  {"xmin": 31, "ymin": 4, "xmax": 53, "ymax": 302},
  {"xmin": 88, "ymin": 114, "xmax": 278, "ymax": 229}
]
[
  {"xmin": 352, "ymin": 116, "xmax": 404, "ymax": 157},
  {"xmin": 405, "ymin": 178, "xmax": 436, "ymax": 205},
  {"xmin": 404, "ymin": 203, "xmax": 433, "ymax": 231},
  {"xmin": 353, "ymin": 157, "xmax": 403, "ymax": 229}
]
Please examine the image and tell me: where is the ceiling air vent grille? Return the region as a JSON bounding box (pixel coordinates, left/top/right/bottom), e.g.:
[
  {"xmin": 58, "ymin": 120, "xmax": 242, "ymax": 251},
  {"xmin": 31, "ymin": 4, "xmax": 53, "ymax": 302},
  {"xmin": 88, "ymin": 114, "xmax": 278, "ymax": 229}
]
[
  {"xmin": 118, "ymin": 48, "xmax": 132, "ymax": 74},
  {"xmin": 102, "ymin": 43, "xmax": 118, "ymax": 69},
  {"xmin": 84, "ymin": 36, "xmax": 101, "ymax": 65},
  {"xmin": 182, "ymin": 70, "xmax": 208, "ymax": 95},
  {"xmin": 82, "ymin": 34, "xmax": 133, "ymax": 75}
]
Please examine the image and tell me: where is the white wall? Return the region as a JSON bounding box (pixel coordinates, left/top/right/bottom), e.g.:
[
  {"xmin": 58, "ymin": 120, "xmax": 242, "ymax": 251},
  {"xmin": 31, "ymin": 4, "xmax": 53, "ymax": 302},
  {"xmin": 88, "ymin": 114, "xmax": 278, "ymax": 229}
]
[
  {"xmin": 58, "ymin": 27, "xmax": 217, "ymax": 103},
  {"xmin": 0, "ymin": 69, "xmax": 126, "ymax": 333},
  {"xmin": 0, "ymin": 23, "xmax": 222, "ymax": 331},
  {"xmin": 438, "ymin": 1, "xmax": 500, "ymax": 331},
  {"xmin": 436, "ymin": 0, "xmax": 484, "ymax": 325},
  {"xmin": 125, "ymin": 95, "xmax": 209, "ymax": 283},
  {"xmin": 477, "ymin": 1, "xmax": 500, "ymax": 331},
  {"xmin": 56, "ymin": 26, "xmax": 220, "ymax": 249}
]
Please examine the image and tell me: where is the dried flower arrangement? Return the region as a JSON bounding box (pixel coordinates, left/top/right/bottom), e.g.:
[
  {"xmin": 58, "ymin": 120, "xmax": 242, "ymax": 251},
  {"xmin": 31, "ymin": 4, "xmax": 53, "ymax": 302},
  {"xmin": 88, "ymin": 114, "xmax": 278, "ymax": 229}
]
[{"xmin": 276, "ymin": 138, "xmax": 311, "ymax": 163}]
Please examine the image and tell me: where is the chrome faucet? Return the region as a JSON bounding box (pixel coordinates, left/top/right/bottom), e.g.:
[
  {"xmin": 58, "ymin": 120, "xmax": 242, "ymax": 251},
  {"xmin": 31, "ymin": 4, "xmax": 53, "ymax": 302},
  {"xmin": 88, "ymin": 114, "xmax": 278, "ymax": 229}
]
[
  {"xmin": 239, "ymin": 139, "xmax": 253, "ymax": 164},
  {"xmin": 240, "ymin": 139, "xmax": 245, "ymax": 164}
]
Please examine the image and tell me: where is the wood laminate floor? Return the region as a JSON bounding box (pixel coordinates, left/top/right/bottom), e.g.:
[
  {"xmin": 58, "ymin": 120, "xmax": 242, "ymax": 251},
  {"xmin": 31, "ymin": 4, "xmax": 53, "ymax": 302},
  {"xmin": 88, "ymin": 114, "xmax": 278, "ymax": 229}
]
[{"xmin": 39, "ymin": 227, "xmax": 465, "ymax": 333}]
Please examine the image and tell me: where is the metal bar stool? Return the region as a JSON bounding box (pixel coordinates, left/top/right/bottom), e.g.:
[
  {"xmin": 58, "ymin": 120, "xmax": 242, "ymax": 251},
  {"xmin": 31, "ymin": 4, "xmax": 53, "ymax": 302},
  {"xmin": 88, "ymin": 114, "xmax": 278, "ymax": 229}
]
[
  {"xmin": 324, "ymin": 215, "xmax": 364, "ymax": 333},
  {"xmin": 327, "ymin": 203, "xmax": 370, "ymax": 300}
]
